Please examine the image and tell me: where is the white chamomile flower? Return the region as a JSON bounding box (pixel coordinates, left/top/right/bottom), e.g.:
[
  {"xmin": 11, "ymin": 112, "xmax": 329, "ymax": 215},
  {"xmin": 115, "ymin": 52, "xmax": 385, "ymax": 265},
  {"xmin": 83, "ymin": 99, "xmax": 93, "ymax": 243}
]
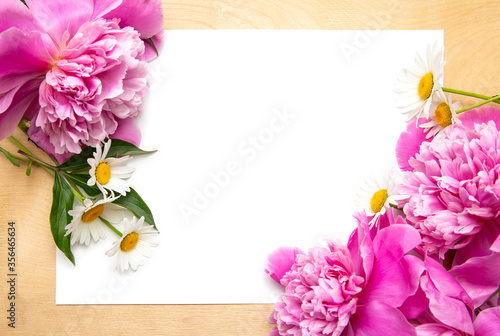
[
  {"xmin": 354, "ymin": 170, "xmax": 403, "ymax": 225},
  {"xmin": 395, "ymin": 42, "xmax": 445, "ymax": 123},
  {"xmin": 87, "ymin": 139, "xmax": 135, "ymax": 196},
  {"xmin": 106, "ymin": 216, "xmax": 158, "ymax": 271},
  {"xmin": 419, "ymin": 88, "xmax": 461, "ymax": 138},
  {"xmin": 65, "ymin": 196, "xmax": 124, "ymax": 245}
]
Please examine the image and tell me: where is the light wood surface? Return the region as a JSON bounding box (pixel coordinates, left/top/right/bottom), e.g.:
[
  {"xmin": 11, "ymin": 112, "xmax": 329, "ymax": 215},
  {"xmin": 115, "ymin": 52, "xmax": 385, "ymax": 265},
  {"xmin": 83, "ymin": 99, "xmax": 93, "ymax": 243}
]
[{"xmin": 1, "ymin": 0, "xmax": 499, "ymax": 335}]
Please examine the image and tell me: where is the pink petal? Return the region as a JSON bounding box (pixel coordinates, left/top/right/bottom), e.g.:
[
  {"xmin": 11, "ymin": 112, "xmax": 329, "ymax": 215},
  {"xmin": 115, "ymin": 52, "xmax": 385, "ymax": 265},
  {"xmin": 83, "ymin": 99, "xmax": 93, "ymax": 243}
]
[
  {"xmin": 359, "ymin": 251, "xmax": 413, "ymax": 307},
  {"xmin": 265, "ymin": 246, "xmax": 303, "ymax": 284},
  {"xmin": 0, "ymin": 0, "xmax": 45, "ymax": 34},
  {"xmin": 474, "ymin": 306, "xmax": 500, "ymax": 336},
  {"xmin": 421, "ymin": 256, "xmax": 474, "ymax": 335},
  {"xmin": 399, "ymin": 286, "xmax": 429, "ymax": 319},
  {"xmin": 491, "ymin": 233, "xmax": 500, "ymax": 252},
  {"xmin": 25, "ymin": 0, "xmax": 95, "ymax": 46},
  {"xmin": 416, "ymin": 323, "xmax": 463, "ymax": 336},
  {"xmin": 110, "ymin": 117, "xmax": 142, "ymax": 147},
  {"xmin": 457, "ymin": 106, "xmax": 500, "ymax": 130},
  {"xmin": 349, "ymin": 301, "xmax": 416, "ymax": 336},
  {"xmin": 0, "ymin": 79, "xmax": 40, "ymax": 140},
  {"xmin": 103, "ymin": 0, "xmax": 163, "ymax": 39},
  {"xmin": 449, "ymin": 251, "xmax": 500, "ymax": 308},
  {"xmin": 143, "ymin": 30, "xmax": 164, "ymax": 61},
  {"xmin": 348, "ymin": 212, "xmax": 375, "ymax": 282},
  {"xmin": 90, "ymin": 0, "xmax": 122, "ymax": 20},
  {"xmin": 27, "ymin": 126, "xmax": 73, "ymax": 164},
  {"xmin": 268, "ymin": 327, "xmax": 280, "ymax": 336},
  {"xmin": 396, "ymin": 119, "xmax": 430, "ymax": 171},
  {"xmin": 372, "ymin": 224, "xmax": 421, "ymax": 260},
  {"xmin": 0, "ymin": 28, "xmax": 53, "ymax": 77}
]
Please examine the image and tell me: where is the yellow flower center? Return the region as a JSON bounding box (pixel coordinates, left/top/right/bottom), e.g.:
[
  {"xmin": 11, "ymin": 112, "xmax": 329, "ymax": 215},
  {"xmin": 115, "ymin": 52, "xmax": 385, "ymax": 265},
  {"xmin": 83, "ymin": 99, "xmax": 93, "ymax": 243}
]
[
  {"xmin": 434, "ymin": 102, "xmax": 453, "ymax": 128},
  {"xmin": 370, "ymin": 189, "xmax": 388, "ymax": 213},
  {"xmin": 96, "ymin": 162, "xmax": 111, "ymax": 185},
  {"xmin": 81, "ymin": 204, "xmax": 105, "ymax": 223},
  {"xmin": 418, "ymin": 73, "xmax": 434, "ymax": 100},
  {"xmin": 120, "ymin": 232, "xmax": 139, "ymax": 252}
]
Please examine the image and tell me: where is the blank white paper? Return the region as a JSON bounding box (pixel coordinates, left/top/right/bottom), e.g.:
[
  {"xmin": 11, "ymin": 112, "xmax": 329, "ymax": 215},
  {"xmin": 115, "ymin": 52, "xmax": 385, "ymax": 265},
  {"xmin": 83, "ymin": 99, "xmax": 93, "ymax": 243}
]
[{"xmin": 56, "ymin": 30, "xmax": 443, "ymax": 304}]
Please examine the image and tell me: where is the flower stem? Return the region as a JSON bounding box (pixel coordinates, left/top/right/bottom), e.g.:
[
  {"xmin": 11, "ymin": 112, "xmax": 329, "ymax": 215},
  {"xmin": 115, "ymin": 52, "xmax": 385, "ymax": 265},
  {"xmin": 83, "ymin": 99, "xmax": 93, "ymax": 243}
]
[
  {"xmin": 64, "ymin": 177, "xmax": 85, "ymax": 204},
  {"xmin": 3, "ymin": 148, "xmax": 55, "ymax": 176},
  {"xmin": 456, "ymin": 95, "xmax": 500, "ymax": 114},
  {"xmin": 8, "ymin": 136, "xmax": 36, "ymax": 158},
  {"xmin": 442, "ymin": 87, "xmax": 500, "ymax": 103},
  {"xmin": 101, "ymin": 217, "xmax": 123, "ymax": 237}
]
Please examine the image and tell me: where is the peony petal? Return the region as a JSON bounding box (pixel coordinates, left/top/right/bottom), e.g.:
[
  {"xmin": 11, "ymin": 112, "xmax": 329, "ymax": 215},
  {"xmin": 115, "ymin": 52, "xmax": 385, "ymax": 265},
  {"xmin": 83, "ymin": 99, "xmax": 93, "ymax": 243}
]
[
  {"xmin": 110, "ymin": 117, "xmax": 142, "ymax": 147},
  {"xmin": 372, "ymin": 224, "xmax": 421, "ymax": 260},
  {"xmin": 474, "ymin": 306, "xmax": 500, "ymax": 336},
  {"xmin": 396, "ymin": 119, "xmax": 430, "ymax": 171},
  {"xmin": 415, "ymin": 323, "xmax": 463, "ymax": 336},
  {"xmin": 0, "ymin": 0, "xmax": 45, "ymax": 34},
  {"xmin": 0, "ymin": 77, "xmax": 42, "ymax": 141},
  {"xmin": 143, "ymin": 29, "xmax": 164, "ymax": 62},
  {"xmin": 90, "ymin": 0, "xmax": 123, "ymax": 20},
  {"xmin": 449, "ymin": 251, "xmax": 500, "ymax": 308},
  {"xmin": 103, "ymin": 0, "xmax": 163, "ymax": 39},
  {"xmin": 359, "ymin": 250, "xmax": 414, "ymax": 308},
  {"xmin": 458, "ymin": 106, "xmax": 500, "ymax": 130},
  {"xmin": 349, "ymin": 301, "xmax": 416, "ymax": 336},
  {"xmin": 399, "ymin": 286, "xmax": 429, "ymax": 319},
  {"xmin": 27, "ymin": 125, "xmax": 73, "ymax": 164},
  {"xmin": 0, "ymin": 28, "xmax": 53, "ymax": 77},
  {"xmin": 348, "ymin": 212, "xmax": 374, "ymax": 282},
  {"xmin": 25, "ymin": 0, "xmax": 94, "ymax": 46},
  {"xmin": 421, "ymin": 256, "xmax": 474, "ymax": 335},
  {"xmin": 265, "ymin": 246, "xmax": 303, "ymax": 284}
]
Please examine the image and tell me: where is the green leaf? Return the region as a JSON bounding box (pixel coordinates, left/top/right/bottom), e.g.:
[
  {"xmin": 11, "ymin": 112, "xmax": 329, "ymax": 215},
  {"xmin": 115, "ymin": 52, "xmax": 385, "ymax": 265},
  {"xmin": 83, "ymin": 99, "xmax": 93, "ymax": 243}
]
[
  {"xmin": 57, "ymin": 139, "xmax": 155, "ymax": 171},
  {"xmin": 25, "ymin": 160, "xmax": 33, "ymax": 176},
  {"xmin": 114, "ymin": 188, "xmax": 158, "ymax": 231},
  {"xmin": 0, "ymin": 147, "xmax": 20, "ymax": 167},
  {"xmin": 63, "ymin": 172, "xmax": 101, "ymax": 197},
  {"xmin": 106, "ymin": 139, "xmax": 156, "ymax": 157},
  {"xmin": 57, "ymin": 145, "xmax": 96, "ymax": 171},
  {"xmin": 50, "ymin": 173, "xmax": 75, "ymax": 265}
]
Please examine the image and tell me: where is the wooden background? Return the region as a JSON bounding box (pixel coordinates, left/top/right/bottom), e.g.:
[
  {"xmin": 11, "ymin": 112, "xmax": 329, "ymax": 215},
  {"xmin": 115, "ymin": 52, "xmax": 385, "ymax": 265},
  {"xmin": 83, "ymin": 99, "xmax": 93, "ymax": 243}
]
[{"xmin": 1, "ymin": 0, "xmax": 499, "ymax": 335}]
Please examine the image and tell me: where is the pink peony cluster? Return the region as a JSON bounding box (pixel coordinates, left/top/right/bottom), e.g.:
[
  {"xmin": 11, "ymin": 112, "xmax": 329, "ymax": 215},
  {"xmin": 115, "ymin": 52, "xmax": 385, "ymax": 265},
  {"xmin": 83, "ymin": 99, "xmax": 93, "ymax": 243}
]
[
  {"xmin": 398, "ymin": 106, "xmax": 500, "ymax": 263},
  {"xmin": 0, "ymin": 0, "xmax": 163, "ymax": 161},
  {"xmin": 267, "ymin": 212, "xmax": 423, "ymax": 336},
  {"xmin": 267, "ymin": 210, "xmax": 500, "ymax": 336},
  {"xmin": 268, "ymin": 107, "xmax": 500, "ymax": 335}
]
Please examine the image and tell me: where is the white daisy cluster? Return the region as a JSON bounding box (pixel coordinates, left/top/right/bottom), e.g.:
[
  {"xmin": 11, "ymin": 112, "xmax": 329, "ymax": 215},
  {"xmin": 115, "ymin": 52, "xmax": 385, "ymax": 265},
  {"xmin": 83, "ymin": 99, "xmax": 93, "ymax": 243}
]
[
  {"xmin": 64, "ymin": 139, "xmax": 158, "ymax": 271},
  {"xmin": 395, "ymin": 42, "xmax": 460, "ymax": 137}
]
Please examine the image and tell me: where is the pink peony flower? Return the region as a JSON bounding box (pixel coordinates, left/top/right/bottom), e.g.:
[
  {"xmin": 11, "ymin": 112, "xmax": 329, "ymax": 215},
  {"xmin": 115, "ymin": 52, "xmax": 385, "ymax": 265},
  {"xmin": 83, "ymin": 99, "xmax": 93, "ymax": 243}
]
[
  {"xmin": 399, "ymin": 106, "xmax": 500, "ymax": 259},
  {"xmin": 266, "ymin": 247, "xmax": 304, "ymax": 284},
  {"xmin": 0, "ymin": 0, "xmax": 163, "ymax": 158},
  {"xmin": 267, "ymin": 213, "xmax": 423, "ymax": 336}
]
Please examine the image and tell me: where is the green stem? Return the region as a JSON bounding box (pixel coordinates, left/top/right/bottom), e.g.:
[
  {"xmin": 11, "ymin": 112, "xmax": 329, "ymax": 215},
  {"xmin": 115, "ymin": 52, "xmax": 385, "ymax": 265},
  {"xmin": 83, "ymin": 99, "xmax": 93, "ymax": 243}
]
[
  {"xmin": 6, "ymin": 150, "xmax": 55, "ymax": 176},
  {"xmin": 100, "ymin": 217, "xmax": 123, "ymax": 237},
  {"xmin": 456, "ymin": 95, "xmax": 500, "ymax": 114},
  {"xmin": 442, "ymin": 87, "xmax": 497, "ymax": 101},
  {"xmin": 64, "ymin": 177, "xmax": 85, "ymax": 204},
  {"xmin": 16, "ymin": 151, "xmax": 58, "ymax": 172},
  {"xmin": 8, "ymin": 136, "xmax": 36, "ymax": 158}
]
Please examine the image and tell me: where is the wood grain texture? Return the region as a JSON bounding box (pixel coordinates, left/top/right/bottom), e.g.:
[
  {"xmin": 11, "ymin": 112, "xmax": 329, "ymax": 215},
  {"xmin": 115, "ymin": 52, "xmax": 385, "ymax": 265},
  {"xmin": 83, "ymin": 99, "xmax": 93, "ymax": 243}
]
[{"xmin": 0, "ymin": 0, "xmax": 498, "ymax": 334}]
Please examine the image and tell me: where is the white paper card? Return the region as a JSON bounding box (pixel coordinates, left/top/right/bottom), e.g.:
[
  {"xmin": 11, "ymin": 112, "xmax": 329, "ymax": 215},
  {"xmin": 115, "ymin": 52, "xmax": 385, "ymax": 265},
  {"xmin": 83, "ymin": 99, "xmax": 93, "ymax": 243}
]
[{"xmin": 56, "ymin": 30, "xmax": 443, "ymax": 304}]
